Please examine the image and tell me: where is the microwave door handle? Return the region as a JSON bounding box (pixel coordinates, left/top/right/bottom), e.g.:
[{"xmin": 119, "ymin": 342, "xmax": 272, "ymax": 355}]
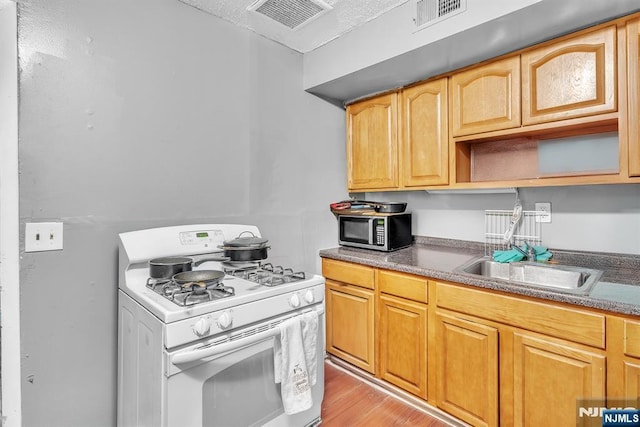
[{"xmin": 368, "ymin": 218, "xmax": 375, "ymax": 244}]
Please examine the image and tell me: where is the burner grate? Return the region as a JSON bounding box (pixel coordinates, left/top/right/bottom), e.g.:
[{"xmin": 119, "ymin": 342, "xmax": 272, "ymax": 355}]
[
  {"xmin": 146, "ymin": 277, "xmax": 235, "ymax": 306},
  {"xmin": 223, "ymin": 262, "xmax": 306, "ymax": 287}
]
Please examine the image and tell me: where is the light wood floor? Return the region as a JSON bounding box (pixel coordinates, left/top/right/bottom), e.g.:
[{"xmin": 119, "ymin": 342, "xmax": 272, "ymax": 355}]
[{"xmin": 320, "ymin": 361, "xmax": 451, "ymax": 426}]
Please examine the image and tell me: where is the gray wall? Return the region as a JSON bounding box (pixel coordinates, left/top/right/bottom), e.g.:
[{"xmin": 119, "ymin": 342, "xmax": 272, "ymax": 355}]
[
  {"xmin": 17, "ymin": 0, "xmax": 344, "ymax": 425},
  {"xmin": 304, "ymin": 0, "xmax": 640, "ymax": 103},
  {"xmin": 15, "ymin": 0, "xmax": 640, "ymax": 425},
  {"xmin": 368, "ymin": 185, "xmax": 640, "ymax": 255}
]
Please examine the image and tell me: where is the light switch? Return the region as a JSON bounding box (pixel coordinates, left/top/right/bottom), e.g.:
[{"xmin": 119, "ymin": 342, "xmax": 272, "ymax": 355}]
[{"xmin": 25, "ymin": 222, "xmax": 63, "ymax": 252}]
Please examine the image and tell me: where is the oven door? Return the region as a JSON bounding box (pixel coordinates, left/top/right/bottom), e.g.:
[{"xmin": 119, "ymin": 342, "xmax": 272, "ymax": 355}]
[{"xmin": 164, "ymin": 307, "xmax": 325, "ymax": 427}]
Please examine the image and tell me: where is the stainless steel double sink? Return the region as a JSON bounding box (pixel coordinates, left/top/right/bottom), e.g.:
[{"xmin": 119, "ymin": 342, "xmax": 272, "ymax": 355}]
[{"xmin": 454, "ymin": 256, "xmax": 602, "ymax": 295}]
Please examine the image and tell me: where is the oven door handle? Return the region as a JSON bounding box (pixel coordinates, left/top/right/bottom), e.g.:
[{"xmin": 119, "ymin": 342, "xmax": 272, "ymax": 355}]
[
  {"xmin": 172, "ymin": 328, "xmax": 278, "ymax": 364},
  {"xmin": 171, "ymin": 308, "xmax": 324, "ymax": 365}
]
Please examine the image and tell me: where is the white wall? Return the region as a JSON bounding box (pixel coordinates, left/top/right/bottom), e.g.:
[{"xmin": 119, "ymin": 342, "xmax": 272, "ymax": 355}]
[{"xmin": 16, "ymin": 0, "xmax": 345, "ymax": 425}]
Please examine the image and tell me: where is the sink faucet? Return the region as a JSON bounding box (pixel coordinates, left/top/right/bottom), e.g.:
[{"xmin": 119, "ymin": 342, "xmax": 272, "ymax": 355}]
[
  {"xmin": 525, "ymin": 241, "xmax": 537, "ymax": 262},
  {"xmin": 510, "ymin": 241, "xmax": 536, "ymax": 261}
]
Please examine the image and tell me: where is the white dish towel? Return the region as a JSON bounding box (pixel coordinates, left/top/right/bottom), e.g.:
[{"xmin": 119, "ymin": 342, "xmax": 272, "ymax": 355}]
[{"xmin": 273, "ymin": 311, "xmax": 319, "ymax": 415}]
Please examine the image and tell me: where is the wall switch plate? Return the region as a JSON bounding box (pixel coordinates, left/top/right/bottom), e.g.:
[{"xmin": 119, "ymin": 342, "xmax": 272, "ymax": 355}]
[
  {"xmin": 535, "ymin": 202, "xmax": 552, "ymax": 223},
  {"xmin": 25, "ymin": 222, "xmax": 63, "ymax": 252}
]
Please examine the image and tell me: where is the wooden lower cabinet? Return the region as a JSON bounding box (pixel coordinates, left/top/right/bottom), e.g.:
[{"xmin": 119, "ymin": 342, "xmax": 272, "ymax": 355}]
[
  {"xmin": 322, "ymin": 259, "xmax": 639, "ymax": 427},
  {"xmin": 378, "ymin": 293, "xmax": 428, "ymax": 399},
  {"xmin": 435, "ymin": 311, "xmax": 499, "ymax": 427},
  {"xmin": 623, "ymin": 360, "xmax": 640, "ymax": 398},
  {"xmin": 325, "ymin": 279, "xmax": 375, "ymax": 373},
  {"xmin": 512, "ymin": 332, "xmax": 606, "ymax": 427},
  {"xmin": 607, "ymin": 315, "xmax": 640, "ymax": 403},
  {"xmin": 434, "ymin": 281, "xmax": 609, "ymax": 427}
]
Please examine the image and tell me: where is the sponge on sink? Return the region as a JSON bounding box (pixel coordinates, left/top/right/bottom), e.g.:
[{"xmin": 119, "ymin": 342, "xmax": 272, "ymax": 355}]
[
  {"xmin": 492, "ymin": 245, "xmax": 553, "ymax": 263},
  {"xmin": 492, "ymin": 249, "xmax": 525, "ymax": 263}
]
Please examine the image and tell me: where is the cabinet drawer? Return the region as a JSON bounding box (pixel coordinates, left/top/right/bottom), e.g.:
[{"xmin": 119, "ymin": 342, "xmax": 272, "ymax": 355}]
[
  {"xmin": 624, "ymin": 319, "xmax": 640, "ymax": 358},
  {"xmin": 378, "ymin": 270, "xmax": 428, "ymax": 303},
  {"xmin": 322, "ymin": 258, "xmax": 375, "ymax": 289},
  {"xmin": 435, "ymin": 282, "xmax": 605, "ymax": 348}
]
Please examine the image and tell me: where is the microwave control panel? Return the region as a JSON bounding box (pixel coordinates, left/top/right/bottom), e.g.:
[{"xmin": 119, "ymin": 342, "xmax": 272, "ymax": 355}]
[{"xmin": 375, "ymin": 219, "xmax": 385, "ymax": 245}]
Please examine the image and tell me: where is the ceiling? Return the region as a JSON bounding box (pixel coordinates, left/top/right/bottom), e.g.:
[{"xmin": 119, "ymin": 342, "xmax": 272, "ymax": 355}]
[{"xmin": 178, "ymin": 0, "xmax": 408, "ymax": 53}]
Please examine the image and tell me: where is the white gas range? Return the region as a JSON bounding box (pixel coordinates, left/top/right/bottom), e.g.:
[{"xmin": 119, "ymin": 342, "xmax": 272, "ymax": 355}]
[{"xmin": 117, "ymin": 224, "xmax": 325, "ymax": 427}]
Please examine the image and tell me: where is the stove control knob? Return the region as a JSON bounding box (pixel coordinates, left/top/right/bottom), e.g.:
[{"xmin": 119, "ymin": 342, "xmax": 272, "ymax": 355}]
[
  {"xmin": 289, "ymin": 293, "xmax": 301, "ymax": 308},
  {"xmin": 304, "ymin": 290, "xmax": 315, "ymax": 304},
  {"xmin": 217, "ymin": 311, "xmax": 232, "ymax": 330},
  {"xmin": 193, "ymin": 318, "xmax": 210, "ymax": 337}
]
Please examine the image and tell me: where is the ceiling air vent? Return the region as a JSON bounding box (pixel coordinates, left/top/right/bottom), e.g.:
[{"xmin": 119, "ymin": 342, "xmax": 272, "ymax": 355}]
[
  {"xmin": 414, "ymin": 0, "xmax": 467, "ymax": 31},
  {"xmin": 248, "ymin": 0, "xmax": 333, "ymax": 30}
]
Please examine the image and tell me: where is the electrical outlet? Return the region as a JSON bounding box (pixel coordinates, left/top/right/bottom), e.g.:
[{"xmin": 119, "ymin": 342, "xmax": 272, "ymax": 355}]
[
  {"xmin": 535, "ymin": 202, "xmax": 552, "ymax": 223},
  {"xmin": 25, "ymin": 222, "xmax": 63, "ymax": 252}
]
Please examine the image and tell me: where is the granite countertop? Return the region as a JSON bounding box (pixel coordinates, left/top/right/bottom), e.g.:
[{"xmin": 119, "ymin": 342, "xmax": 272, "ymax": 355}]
[{"xmin": 319, "ymin": 237, "xmax": 640, "ymax": 317}]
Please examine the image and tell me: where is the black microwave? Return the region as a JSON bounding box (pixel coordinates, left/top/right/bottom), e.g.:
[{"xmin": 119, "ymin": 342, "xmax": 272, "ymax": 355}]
[{"xmin": 338, "ymin": 213, "xmax": 412, "ymax": 252}]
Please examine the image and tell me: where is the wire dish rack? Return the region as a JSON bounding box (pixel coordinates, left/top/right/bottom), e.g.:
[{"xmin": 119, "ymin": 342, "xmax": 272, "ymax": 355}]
[{"xmin": 484, "ymin": 210, "xmax": 544, "ymax": 256}]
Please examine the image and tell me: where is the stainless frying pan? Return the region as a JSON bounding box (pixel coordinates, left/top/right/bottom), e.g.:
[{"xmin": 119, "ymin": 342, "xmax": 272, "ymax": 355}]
[{"xmin": 172, "ymin": 270, "xmax": 225, "ymax": 286}]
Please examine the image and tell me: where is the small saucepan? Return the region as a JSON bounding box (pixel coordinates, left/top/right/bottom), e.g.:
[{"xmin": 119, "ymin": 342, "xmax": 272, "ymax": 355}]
[{"xmin": 149, "ymin": 254, "xmax": 229, "ymax": 279}]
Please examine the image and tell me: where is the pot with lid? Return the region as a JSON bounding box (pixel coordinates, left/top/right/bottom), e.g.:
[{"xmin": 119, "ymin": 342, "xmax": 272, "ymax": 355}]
[{"xmin": 219, "ymin": 231, "xmax": 270, "ymax": 262}]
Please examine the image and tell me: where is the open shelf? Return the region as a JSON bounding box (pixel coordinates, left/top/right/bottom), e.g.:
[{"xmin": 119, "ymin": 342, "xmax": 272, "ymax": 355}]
[{"xmin": 454, "ymin": 115, "xmax": 622, "ymax": 185}]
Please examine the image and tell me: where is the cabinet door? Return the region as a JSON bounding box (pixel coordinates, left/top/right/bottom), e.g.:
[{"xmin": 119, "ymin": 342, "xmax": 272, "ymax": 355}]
[
  {"xmin": 451, "ymin": 55, "xmax": 521, "ymax": 137},
  {"xmin": 325, "ymin": 280, "xmax": 375, "ymax": 373},
  {"xmin": 628, "ymin": 19, "xmax": 640, "ymax": 176},
  {"xmin": 346, "ymin": 93, "xmax": 398, "ymax": 190},
  {"xmin": 624, "ymin": 360, "xmax": 640, "ymax": 398},
  {"xmin": 512, "ymin": 333, "xmax": 606, "ymax": 427},
  {"xmin": 622, "ymin": 318, "xmax": 640, "ymax": 398},
  {"xmin": 522, "ymin": 26, "xmax": 616, "ymax": 126},
  {"xmin": 435, "ymin": 312, "xmax": 499, "ymax": 427},
  {"xmin": 401, "ymin": 78, "xmax": 449, "ymax": 187},
  {"xmin": 378, "ymin": 294, "xmax": 428, "ymax": 399}
]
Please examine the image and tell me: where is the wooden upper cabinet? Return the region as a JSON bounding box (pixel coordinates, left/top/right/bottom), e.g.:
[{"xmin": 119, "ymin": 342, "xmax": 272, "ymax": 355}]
[
  {"xmin": 522, "ymin": 26, "xmax": 617, "ymax": 126},
  {"xmin": 401, "ymin": 78, "xmax": 449, "ymax": 187},
  {"xmin": 346, "ymin": 92, "xmax": 398, "ymax": 190},
  {"xmin": 451, "ymin": 55, "xmax": 521, "ymax": 137},
  {"xmin": 628, "ymin": 18, "xmax": 640, "ymax": 176}
]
